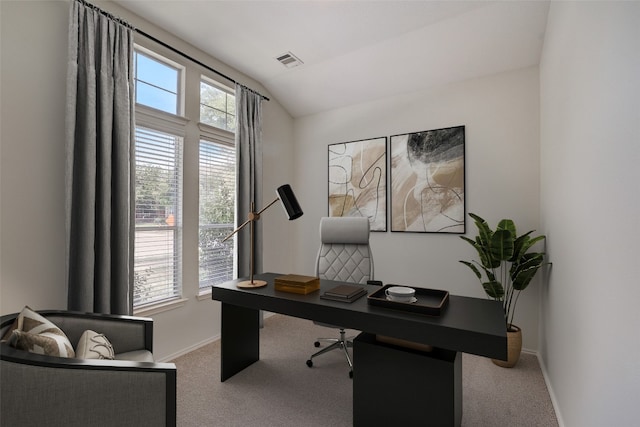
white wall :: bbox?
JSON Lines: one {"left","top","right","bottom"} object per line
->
{"left": 291, "top": 67, "right": 542, "bottom": 351}
{"left": 0, "top": 0, "right": 296, "bottom": 361}
{"left": 1, "top": 1, "right": 69, "bottom": 314}
{"left": 539, "top": 2, "right": 640, "bottom": 426}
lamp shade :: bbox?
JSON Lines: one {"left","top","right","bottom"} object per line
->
{"left": 277, "top": 184, "right": 303, "bottom": 220}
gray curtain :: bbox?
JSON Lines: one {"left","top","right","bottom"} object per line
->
{"left": 65, "top": 0, "right": 134, "bottom": 315}
{"left": 235, "top": 84, "right": 264, "bottom": 279}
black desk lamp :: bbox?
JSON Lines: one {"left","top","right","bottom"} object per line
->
{"left": 223, "top": 184, "right": 303, "bottom": 288}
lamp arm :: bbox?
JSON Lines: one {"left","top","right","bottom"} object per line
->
{"left": 221, "top": 197, "right": 280, "bottom": 243}
{"left": 255, "top": 197, "right": 280, "bottom": 216}
{"left": 221, "top": 217, "right": 252, "bottom": 243}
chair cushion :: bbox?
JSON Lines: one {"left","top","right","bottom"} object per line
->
{"left": 7, "top": 306, "right": 75, "bottom": 358}
{"left": 318, "top": 244, "right": 372, "bottom": 283}
{"left": 320, "top": 217, "right": 370, "bottom": 244}
{"left": 76, "top": 330, "right": 115, "bottom": 360}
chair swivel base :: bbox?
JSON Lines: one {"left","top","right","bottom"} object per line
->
{"left": 306, "top": 329, "right": 354, "bottom": 378}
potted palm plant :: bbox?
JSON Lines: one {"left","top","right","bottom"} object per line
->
{"left": 459, "top": 213, "right": 546, "bottom": 367}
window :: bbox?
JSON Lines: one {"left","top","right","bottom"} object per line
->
{"left": 133, "top": 48, "right": 185, "bottom": 308}
{"left": 132, "top": 45, "right": 237, "bottom": 309}
{"left": 134, "top": 50, "right": 180, "bottom": 115}
{"left": 199, "top": 139, "right": 235, "bottom": 289}
{"left": 198, "top": 78, "right": 236, "bottom": 292}
{"left": 134, "top": 128, "right": 183, "bottom": 306}
{"left": 200, "top": 79, "right": 236, "bottom": 131}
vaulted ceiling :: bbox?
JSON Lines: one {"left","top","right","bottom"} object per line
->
{"left": 114, "top": 1, "right": 550, "bottom": 118}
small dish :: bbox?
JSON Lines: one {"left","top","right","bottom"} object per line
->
{"left": 369, "top": 285, "right": 449, "bottom": 316}
{"left": 386, "top": 296, "right": 417, "bottom": 303}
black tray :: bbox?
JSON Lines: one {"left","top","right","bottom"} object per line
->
{"left": 367, "top": 284, "right": 449, "bottom": 316}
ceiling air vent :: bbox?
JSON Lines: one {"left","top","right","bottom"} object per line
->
{"left": 276, "top": 52, "right": 303, "bottom": 68}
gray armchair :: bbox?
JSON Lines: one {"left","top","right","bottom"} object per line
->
{"left": 1, "top": 310, "right": 176, "bottom": 427}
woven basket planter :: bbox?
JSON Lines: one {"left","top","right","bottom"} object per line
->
{"left": 492, "top": 324, "right": 522, "bottom": 368}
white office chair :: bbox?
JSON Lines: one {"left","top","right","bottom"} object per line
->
{"left": 306, "top": 216, "right": 373, "bottom": 378}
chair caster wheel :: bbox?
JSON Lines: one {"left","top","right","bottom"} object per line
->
{"left": 306, "top": 359, "right": 313, "bottom": 367}
{"left": 349, "top": 370, "right": 353, "bottom": 379}
{"left": 314, "top": 341, "right": 320, "bottom": 347}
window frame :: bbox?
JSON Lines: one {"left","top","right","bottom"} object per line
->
{"left": 200, "top": 76, "right": 236, "bottom": 132}
{"left": 131, "top": 43, "right": 239, "bottom": 312}
{"left": 197, "top": 121, "right": 237, "bottom": 295}
{"left": 133, "top": 109, "right": 188, "bottom": 312}
{"left": 134, "top": 45, "right": 186, "bottom": 117}
{"left": 132, "top": 45, "right": 188, "bottom": 313}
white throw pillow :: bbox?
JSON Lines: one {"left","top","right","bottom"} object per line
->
{"left": 76, "top": 329, "right": 115, "bottom": 360}
{"left": 8, "top": 306, "right": 75, "bottom": 358}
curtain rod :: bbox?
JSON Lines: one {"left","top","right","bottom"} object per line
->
{"left": 76, "top": 0, "right": 269, "bottom": 101}
{"left": 136, "top": 28, "right": 269, "bottom": 101}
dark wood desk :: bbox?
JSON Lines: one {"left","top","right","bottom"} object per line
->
{"left": 211, "top": 273, "right": 506, "bottom": 426}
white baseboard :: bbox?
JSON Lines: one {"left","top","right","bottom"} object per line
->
{"left": 159, "top": 334, "right": 221, "bottom": 362}
{"left": 533, "top": 351, "right": 566, "bottom": 427}
{"left": 157, "top": 312, "right": 277, "bottom": 363}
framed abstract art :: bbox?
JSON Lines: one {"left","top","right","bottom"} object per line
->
{"left": 328, "top": 137, "right": 387, "bottom": 231}
{"left": 390, "top": 126, "right": 465, "bottom": 233}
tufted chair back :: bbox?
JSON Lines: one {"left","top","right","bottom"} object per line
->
{"left": 314, "top": 216, "right": 373, "bottom": 283}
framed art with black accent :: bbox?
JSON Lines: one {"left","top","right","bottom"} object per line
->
{"left": 390, "top": 126, "right": 465, "bottom": 233}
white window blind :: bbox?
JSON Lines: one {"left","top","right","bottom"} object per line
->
{"left": 199, "top": 139, "right": 235, "bottom": 289}
{"left": 134, "top": 126, "right": 183, "bottom": 306}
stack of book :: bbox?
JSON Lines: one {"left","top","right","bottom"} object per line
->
{"left": 320, "top": 284, "right": 367, "bottom": 303}
{"left": 274, "top": 274, "right": 320, "bottom": 294}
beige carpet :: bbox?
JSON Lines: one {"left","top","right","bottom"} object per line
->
{"left": 171, "top": 314, "right": 558, "bottom": 426}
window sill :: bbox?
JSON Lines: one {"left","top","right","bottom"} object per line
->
{"left": 134, "top": 297, "right": 189, "bottom": 317}
{"left": 197, "top": 288, "right": 213, "bottom": 301}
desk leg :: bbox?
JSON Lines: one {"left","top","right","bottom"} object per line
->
{"left": 353, "top": 332, "right": 462, "bottom": 426}
{"left": 220, "top": 303, "right": 260, "bottom": 382}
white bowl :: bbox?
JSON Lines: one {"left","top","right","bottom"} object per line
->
{"left": 385, "top": 286, "right": 415, "bottom": 302}
{"left": 386, "top": 286, "right": 415, "bottom": 297}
